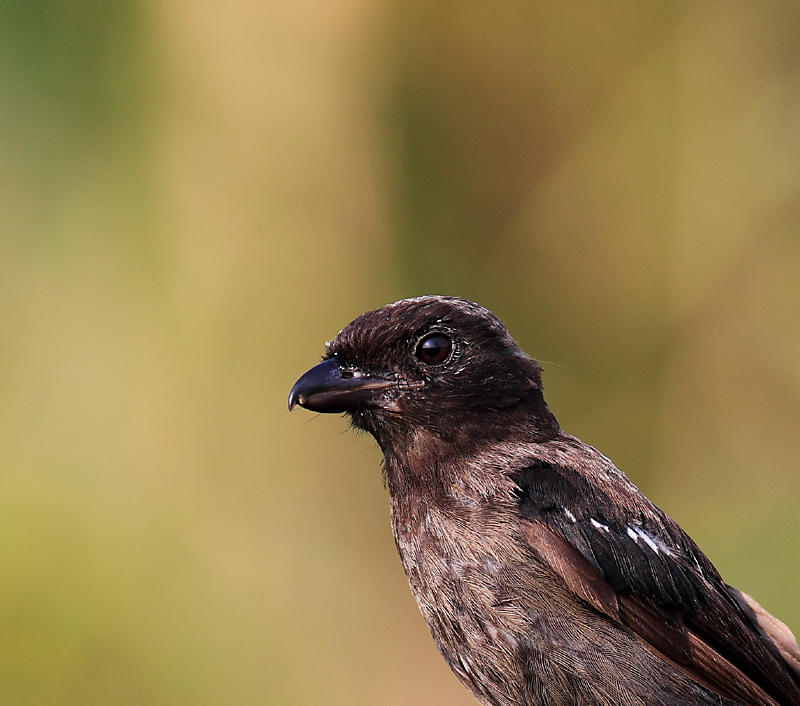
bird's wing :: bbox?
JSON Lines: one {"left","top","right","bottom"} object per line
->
{"left": 513, "top": 459, "right": 800, "bottom": 706}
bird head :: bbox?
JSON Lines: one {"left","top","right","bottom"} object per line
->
{"left": 288, "top": 296, "right": 558, "bottom": 450}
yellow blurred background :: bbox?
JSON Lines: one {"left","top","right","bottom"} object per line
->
{"left": 1, "top": 1, "right": 799, "bottom": 703}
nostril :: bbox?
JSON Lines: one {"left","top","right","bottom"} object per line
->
{"left": 340, "top": 369, "right": 367, "bottom": 380}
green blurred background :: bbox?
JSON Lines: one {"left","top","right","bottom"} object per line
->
{"left": 1, "top": 1, "right": 799, "bottom": 704}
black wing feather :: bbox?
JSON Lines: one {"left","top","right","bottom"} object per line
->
{"left": 513, "top": 460, "right": 711, "bottom": 610}
{"left": 512, "top": 459, "right": 800, "bottom": 706}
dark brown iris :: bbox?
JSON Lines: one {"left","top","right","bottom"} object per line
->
{"left": 416, "top": 333, "right": 452, "bottom": 365}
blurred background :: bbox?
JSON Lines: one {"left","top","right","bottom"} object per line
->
{"left": 1, "top": 1, "right": 799, "bottom": 703}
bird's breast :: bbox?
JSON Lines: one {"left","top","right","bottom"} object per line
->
{"left": 387, "top": 481, "right": 560, "bottom": 702}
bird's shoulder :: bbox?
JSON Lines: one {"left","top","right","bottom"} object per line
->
{"left": 507, "top": 436, "right": 717, "bottom": 611}
{"left": 484, "top": 435, "right": 800, "bottom": 706}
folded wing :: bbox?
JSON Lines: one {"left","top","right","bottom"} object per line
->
{"left": 513, "top": 460, "right": 800, "bottom": 706}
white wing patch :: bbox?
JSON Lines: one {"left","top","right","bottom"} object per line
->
{"left": 626, "top": 525, "right": 673, "bottom": 556}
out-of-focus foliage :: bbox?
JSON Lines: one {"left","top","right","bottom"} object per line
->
{"left": 0, "top": 1, "right": 799, "bottom": 704}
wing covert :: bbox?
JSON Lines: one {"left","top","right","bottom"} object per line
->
{"left": 512, "top": 459, "right": 800, "bottom": 706}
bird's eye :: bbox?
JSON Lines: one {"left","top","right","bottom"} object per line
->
{"left": 416, "top": 333, "right": 452, "bottom": 365}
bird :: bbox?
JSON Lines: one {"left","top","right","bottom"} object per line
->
{"left": 288, "top": 295, "right": 800, "bottom": 706}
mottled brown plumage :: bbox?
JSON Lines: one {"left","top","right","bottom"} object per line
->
{"left": 289, "top": 296, "right": 800, "bottom": 706}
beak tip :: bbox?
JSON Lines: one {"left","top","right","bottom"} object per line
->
{"left": 288, "top": 358, "right": 340, "bottom": 414}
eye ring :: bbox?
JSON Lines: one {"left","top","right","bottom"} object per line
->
{"left": 415, "top": 333, "right": 453, "bottom": 365}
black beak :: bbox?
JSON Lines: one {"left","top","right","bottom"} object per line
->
{"left": 288, "top": 358, "right": 398, "bottom": 413}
